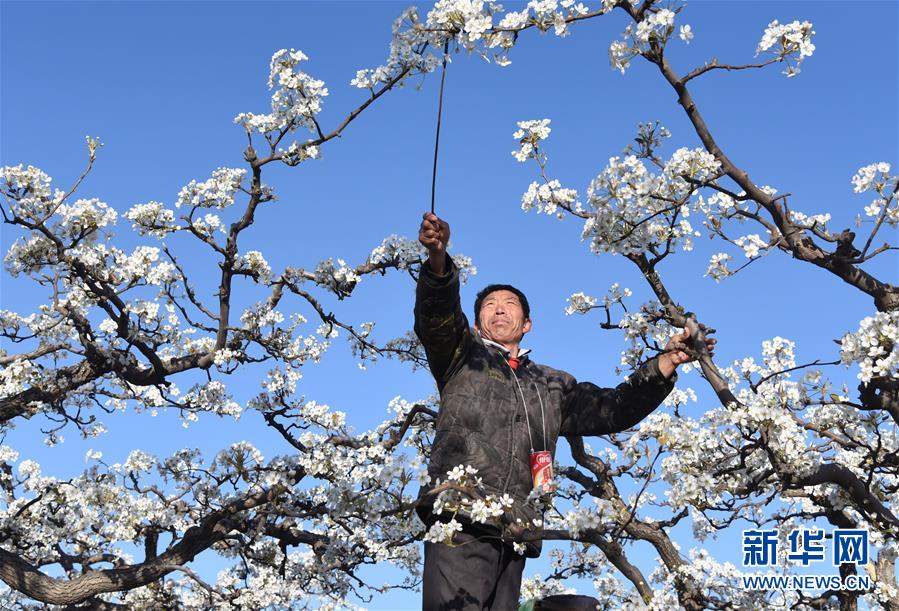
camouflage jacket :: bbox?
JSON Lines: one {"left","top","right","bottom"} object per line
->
{"left": 414, "top": 255, "right": 676, "bottom": 556}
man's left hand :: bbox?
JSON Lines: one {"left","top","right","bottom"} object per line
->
{"left": 658, "top": 326, "right": 717, "bottom": 379}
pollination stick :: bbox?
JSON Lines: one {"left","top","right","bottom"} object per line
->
{"left": 430, "top": 40, "right": 450, "bottom": 215}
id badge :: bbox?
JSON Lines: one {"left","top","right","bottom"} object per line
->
{"left": 529, "top": 450, "right": 554, "bottom": 492}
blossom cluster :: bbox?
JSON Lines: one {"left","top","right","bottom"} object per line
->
{"left": 852, "top": 162, "right": 898, "bottom": 225}
{"left": 663, "top": 147, "right": 721, "bottom": 185}
{"left": 521, "top": 179, "right": 581, "bottom": 218}
{"left": 519, "top": 575, "right": 576, "bottom": 604}
{"left": 313, "top": 258, "right": 362, "bottom": 297}
{"left": 350, "top": 8, "right": 441, "bottom": 90}
{"left": 852, "top": 162, "right": 892, "bottom": 194}
{"left": 565, "top": 283, "right": 633, "bottom": 317}
{"left": 0, "top": 359, "right": 39, "bottom": 401}
{"left": 278, "top": 141, "right": 321, "bottom": 167}
{"left": 234, "top": 49, "right": 328, "bottom": 137}
{"left": 421, "top": 0, "right": 592, "bottom": 65}
{"left": 53, "top": 198, "right": 118, "bottom": 243}
{"left": 609, "top": 8, "right": 690, "bottom": 74}
{"left": 0, "top": 412, "right": 430, "bottom": 608}
{"left": 0, "top": 164, "right": 63, "bottom": 220}
{"left": 512, "top": 118, "right": 552, "bottom": 163}
{"left": 4, "top": 233, "right": 56, "bottom": 277}
{"left": 633, "top": 355, "right": 817, "bottom": 512}
{"left": 428, "top": 465, "right": 515, "bottom": 539}
{"left": 755, "top": 19, "right": 816, "bottom": 77}
{"left": 513, "top": 120, "right": 587, "bottom": 218}
{"left": 840, "top": 310, "right": 899, "bottom": 383}
{"left": 615, "top": 300, "right": 678, "bottom": 372}
{"left": 113, "top": 246, "right": 177, "bottom": 286}
{"left": 787, "top": 209, "right": 831, "bottom": 231}
{"left": 584, "top": 153, "right": 703, "bottom": 256}
{"left": 180, "top": 380, "right": 243, "bottom": 423}
{"left": 565, "top": 291, "right": 597, "bottom": 315}
{"left": 696, "top": 191, "right": 739, "bottom": 220}
{"left": 705, "top": 252, "right": 733, "bottom": 282}
{"left": 559, "top": 497, "right": 611, "bottom": 537}
{"left": 238, "top": 250, "right": 273, "bottom": 282}
{"left": 504, "top": 0, "right": 591, "bottom": 39}
{"left": 123, "top": 201, "right": 178, "bottom": 237}
{"left": 601, "top": 283, "right": 632, "bottom": 307}
{"left": 426, "top": 0, "right": 501, "bottom": 46}
{"left": 352, "top": 0, "right": 597, "bottom": 81}
{"left": 175, "top": 167, "right": 246, "bottom": 210}
{"left": 733, "top": 233, "right": 769, "bottom": 259}
{"left": 515, "top": 123, "right": 724, "bottom": 258}
{"left": 366, "top": 235, "right": 426, "bottom": 271}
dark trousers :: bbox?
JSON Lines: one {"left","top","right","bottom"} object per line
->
{"left": 422, "top": 529, "right": 526, "bottom": 610}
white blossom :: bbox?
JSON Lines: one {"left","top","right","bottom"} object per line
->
{"left": 240, "top": 250, "right": 273, "bottom": 282}
{"left": 733, "top": 233, "right": 768, "bottom": 258}
{"left": 54, "top": 198, "right": 118, "bottom": 241}
{"left": 787, "top": 210, "right": 831, "bottom": 230}
{"left": 852, "top": 162, "right": 892, "bottom": 193}
{"left": 756, "top": 19, "right": 815, "bottom": 77}
{"left": 0, "top": 164, "right": 63, "bottom": 220}
{"left": 423, "top": 518, "right": 462, "bottom": 544}
{"left": 609, "top": 8, "right": 677, "bottom": 74}
{"left": 704, "top": 252, "right": 731, "bottom": 283}
{"left": 521, "top": 179, "right": 580, "bottom": 217}
{"left": 565, "top": 292, "right": 596, "bottom": 315}
{"left": 314, "top": 258, "right": 361, "bottom": 296}
{"left": 520, "top": 575, "right": 576, "bottom": 602}
{"left": 427, "top": 0, "right": 498, "bottom": 46}
{"left": 367, "top": 235, "right": 425, "bottom": 270}
{"left": 0, "top": 446, "right": 20, "bottom": 463}
{"left": 840, "top": 311, "right": 899, "bottom": 383}
{"left": 176, "top": 167, "right": 246, "bottom": 209}
{"left": 512, "top": 118, "right": 552, "bottom": 162}
{"left": 235, "top": 49, "right": 329, "bottom": 137}
{"left": 581, "top": 148, "right": 705, "bottom": 256}
{"left": 122, "top": 449, "right": 156, "bottom": 473}
{"left": 182, "top": 380, "right": 242, "bottom": 420}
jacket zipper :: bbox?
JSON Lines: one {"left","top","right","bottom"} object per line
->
{"left": 502, "top": 358, "right": 536, "bottom": 495}
{"left": 501, "top": 358, "right": 517, "bottom": 495}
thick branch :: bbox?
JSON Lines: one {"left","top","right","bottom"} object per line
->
{"left": 787, "top": 463, "right": 899, "bottom": 534}
{"left": 0, "top": 468, "right": 305, "bottom": 605}
{"left": 565, "top": 436, "right": 711, "bottom": 610}
{"left": 627, "top": 252, "right": 738, "bottom": 407}
{"left": 650, "top": 52, "right": 898, "bottom": 312}
{"left": 0, "top": 343, "right": 69, "bottom": 366}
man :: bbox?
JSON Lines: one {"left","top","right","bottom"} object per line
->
{"left": 414, "top": 212, "right": 715, "bottom": 610}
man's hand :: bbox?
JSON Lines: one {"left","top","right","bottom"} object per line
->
{"left": 419, "top": 212, "right": 451, "bottom": 275}
{"left": 658, "top": 325, "right": 717, "bottom": 379}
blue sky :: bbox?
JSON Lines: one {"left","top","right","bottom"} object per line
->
{"left": 1, "top": 1, "right": 897, "bottom": 608}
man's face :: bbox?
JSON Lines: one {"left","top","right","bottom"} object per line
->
{"left": 475, "top": 289, "right": 532, "bottom": 347}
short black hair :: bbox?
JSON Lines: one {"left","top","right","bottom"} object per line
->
{"left": 474, "top": 284, "right": 530, "bottom": 325}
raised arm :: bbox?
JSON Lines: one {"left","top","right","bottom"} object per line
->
{"left": 414, "top": 213, "right": 472, "bottom": 387}
{"left": 559, "top": 357, "right": 676, "bottom": 436}
{"left": 560, "top": 327, "right": 716, "bottom": 435}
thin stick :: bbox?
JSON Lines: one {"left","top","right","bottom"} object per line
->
{"left": 431, "top": 41, "right": 450, "bottom": 215}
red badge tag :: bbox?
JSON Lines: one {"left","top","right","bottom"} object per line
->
{"left": 529, "top": 450, "right": 554, "bottom": 492}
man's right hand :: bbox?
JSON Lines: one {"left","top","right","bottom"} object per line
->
{"left": 419, "top": 212, "right": 451, "bottom": 275}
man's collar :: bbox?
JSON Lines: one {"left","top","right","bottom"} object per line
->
{"left": 479, "top": 335, "right": 532, "bottom": 360}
